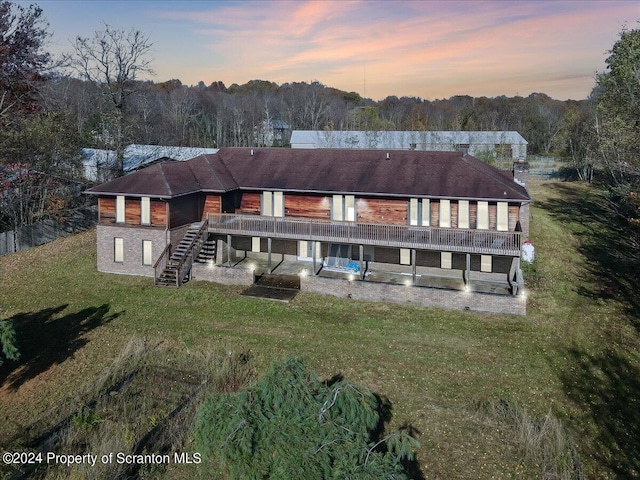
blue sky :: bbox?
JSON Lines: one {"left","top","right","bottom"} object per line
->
{"left": 29, "top": 0, "right": 640, "bottom": 100}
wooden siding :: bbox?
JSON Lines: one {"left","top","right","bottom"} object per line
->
{"left": 98, "top": 190, "right": 523, "bottom": 234}
{"left": 150, "top": 200, "right": 166, "bottom": 227}
{"left": 470, "top": 203, "right": 478, "bottom": 229}
{"left": 285, "top": 194, "right": 331, "bottom": 219}
{"left": 357, "top": 198, "right": 406, "bottom": 225}
{"left": 202, "top": 195, "right": 222, "bottom": 220}
{"left": 451, "top": 202, "right": 459, "bottom": 229}
{"left": 237, "top": 192, "right": 261, "bottom": 215}
{"left": 509, "top": 205, "right": 519, "bottom": 231}
{"left": 99, "top": 197, "right": 116, "bottom": 224}
{"left": 98, "top": 196, "right": 165, "bottom": 227}
{"left": 431, "top": 200, "right": 440, "bottom": 227}
{"left": 489, "top": 204, "right": 497, "bottom": 230}
{"left": 125, "top": 198, "right": 141, "bottom": 225}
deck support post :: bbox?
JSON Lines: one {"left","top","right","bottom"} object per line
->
{"left": 267, "top": 237, "right": 272, "bottom": 274}
{"left": 412, "top": 249, "right": 417, "bottom": 285}
{"left": 465, "top": 253, "right": 471, "bottom": 290}
{"left": 312, "top": 241, "right": 318, "bottom": 275}
{"left": 514, "top": 257, "right": 523, "bottom": 296}
{"left": 359, "top": 245, "right": 364, "bottom": 280}
{"left": 227, "top": 234, "right": 232, "bottom": 266}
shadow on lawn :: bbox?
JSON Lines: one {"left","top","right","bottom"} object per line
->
{"left": 0, "top": 304, "right": 121, "bottom": 391}
{"left": 539, "top": 182, "right": 640, "bottom": 477}
{"left": 323, "top": 374, "right": 425, "bottom": 479}
{"left": 559, "top": 348, "right": 640, "bottom": 478}
{"left": 536, "top": 182, "right": 640, "bottom": 325}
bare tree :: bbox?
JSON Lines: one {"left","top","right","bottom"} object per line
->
{"left": 65, "top": 24, "right": 154, "bottom": 175}
{"left": 0, "top": 1, "right": 51, "bottom": 128}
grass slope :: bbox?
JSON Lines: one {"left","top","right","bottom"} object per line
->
{"left": 1, "top": 180, "right": 638, "bottom": 479}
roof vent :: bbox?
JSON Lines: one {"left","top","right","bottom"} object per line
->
{"left": 250, "top": 149, "right": 254, "bottom": 156}
{"left": 386, "top": 152, "right": 390, "bottom": 160}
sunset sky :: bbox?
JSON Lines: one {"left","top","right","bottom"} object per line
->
{"left": 31, "top": 0, "right": 639, "bottom": 101}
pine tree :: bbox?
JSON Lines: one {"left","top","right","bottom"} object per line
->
{"left": 0, "top": 319, "right": 19, "bottom": 365}
{"left": 195, "top": 357, "right": 419, "bottom": 479}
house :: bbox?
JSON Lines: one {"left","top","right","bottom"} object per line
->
{"left": 290, "top": 130, "right": 528, "bottom": 160}
{"left": 81, "top": 145, "right": 219, "bottom": 181}
{"left": 82, "top": 148, "right": 117, "bottom": 182}
{"left": 85, "top": 148, "right": 530, "bottom": 315}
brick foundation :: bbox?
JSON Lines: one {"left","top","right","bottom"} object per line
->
{"left": 300, "top": 275, "right": 526, "bottom": 315}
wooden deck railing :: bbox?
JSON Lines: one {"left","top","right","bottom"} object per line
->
{"left": 206, "top": 214, "right": 521, "bottom": 256}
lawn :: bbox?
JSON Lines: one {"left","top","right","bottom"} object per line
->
{"left": 1, "top": 180, "right": 638, "bottom": 479}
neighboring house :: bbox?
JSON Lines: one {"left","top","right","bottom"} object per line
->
{"left": 82, "top": 148, "right": 117, "bottom": 182}
{"left": 81, "top": 145, "right": 219, "bottom": 181}
{"left": 290, "top": 130, "right": 528, "bottom": 160}
{"left": 85, "top": 148, "right": 530, "bottom": 314}
{"left": 123, "top": 144, "right": 219, "bottom": 172}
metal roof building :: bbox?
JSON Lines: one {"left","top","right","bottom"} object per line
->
{"left": 290, "top": 130, "right": 527, "bottom": 160}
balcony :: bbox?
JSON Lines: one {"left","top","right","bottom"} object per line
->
{"left": 206, "top": 213, "right": 521, "bottom": 256}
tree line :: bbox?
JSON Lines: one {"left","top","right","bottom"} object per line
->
{"left": 0, "top": 0, "right": 638, "bottom": 234}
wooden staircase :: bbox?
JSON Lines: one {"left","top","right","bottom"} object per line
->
{"left": 154, "top": 220, "right": 214, "bottom": 287}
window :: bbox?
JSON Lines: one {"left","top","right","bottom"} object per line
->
{"left": 142, "top": 240, "right": 152, "bottom": 265}
{"left": 400, "top": 248, "right": 411, "bottom": 265}
{"left": 273, "top": 192, "right": 284, "bottom": 217}
{"left": 497, "top": 202, "right": 509, "bottom": 231}
{"left": 441, "top": 251, "right": 452, "bottom": 269}
{"left": 331, "top": 195, "right": 355, "bottom": 221}
{"left": 116, "top": 196, "right": 125, "bottom": 223}
{"left": 262, "top": 191, "right": 284, "bottom": 217}
{"left": 439, "top": 200, "right": 451, "bottom": 228}
{"left": 458, "top": 200, "right": 469, "bottom": 229}
{"left": 262, "top": 191, "right": 272, "bottom": 216}
{"left": 141, "top": 197, "right": 150, "bottom": 225}
{"left": 408, "top": 199, "right": 430, "bottom": 226}
{"left": 114, "top": 237, "right": 124, "bottom": 263}
{"left": 481, "top": 255, "right": 492, "bottom": 272}
{"left": 477, "top": 201, "right": 489, "bottom": 230}
{"left": 251, "top": 237, "right": 261, "bottom": 252}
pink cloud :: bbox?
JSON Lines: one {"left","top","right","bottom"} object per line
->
{"left": 151, "top": 0, "right": 638, "bottom": 100}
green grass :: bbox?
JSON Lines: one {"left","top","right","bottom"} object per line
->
{"left": 1, "top": 180, "right": 639, "bottom": 479}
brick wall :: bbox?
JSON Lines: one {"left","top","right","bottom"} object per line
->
{"left": 300, "top": 275, "right": 526, "bottom": 316}
{"left": 96, "top": 225, "right": 167, "bottom": 277}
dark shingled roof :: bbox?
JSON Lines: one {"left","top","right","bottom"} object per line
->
{"left": 85, "top": 154, "right": 236, "bottom": 198}
{"left": 86, "top": 147, "right": 529, "bottom": 202}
